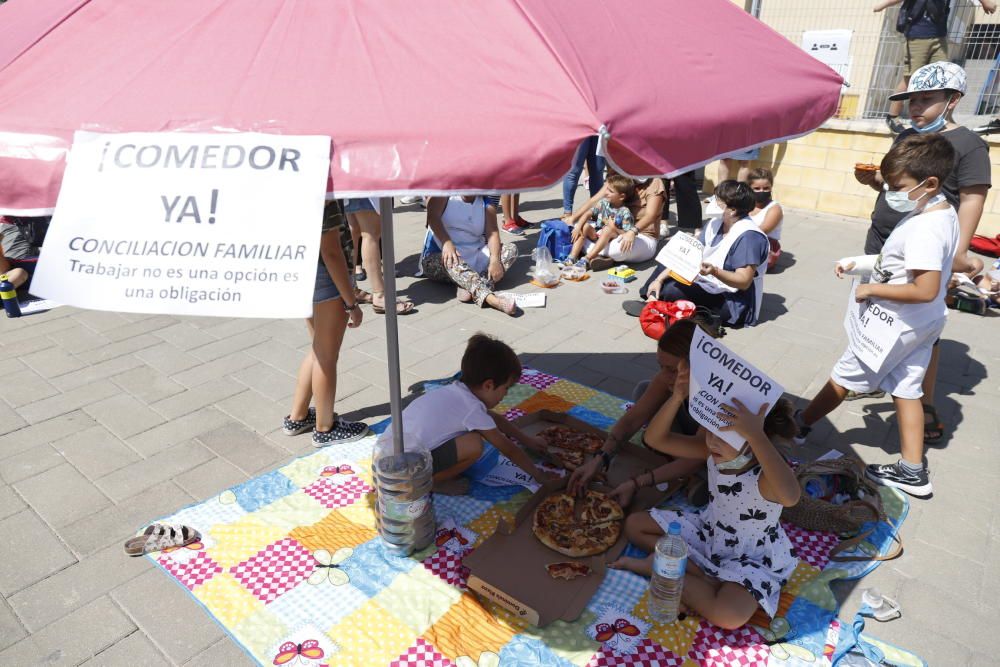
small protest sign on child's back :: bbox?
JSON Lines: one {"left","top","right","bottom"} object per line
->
{"left": 688, "top": 328, "right": 784, "bottom": 447}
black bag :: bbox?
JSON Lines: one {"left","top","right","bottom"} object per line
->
{"left": 896, "top": 0, "right": 949, "bottom": 35}
{"left": 4, "top": 215, "right": 50, "bottom": 249}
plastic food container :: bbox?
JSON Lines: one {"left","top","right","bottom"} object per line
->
{"left": 561, "top": 265, "right": 585, "bottom": 280}
{"left": 601, "top": 280, "right": 627, "bottom": 294}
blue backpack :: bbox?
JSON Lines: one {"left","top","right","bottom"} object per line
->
{"left": 536, "top": 218, "right": 573, "bottom": 261}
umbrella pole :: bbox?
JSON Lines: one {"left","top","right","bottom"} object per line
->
{"left": 378, "top": 197, "right": 405, "bottom": 457}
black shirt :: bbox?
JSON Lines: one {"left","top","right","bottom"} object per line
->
{"left": 864, "top": 126, "right": 991, "bottom": 254}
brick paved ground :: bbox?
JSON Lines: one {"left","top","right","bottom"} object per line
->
{"left": 0, "top": 185, "right": 996, "bottom": 665}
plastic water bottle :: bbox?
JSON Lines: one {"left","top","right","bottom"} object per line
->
{"left": 0, "top": 274, "right": 21, "bottom": 318}
{"left": 649, "top": 521, "right": 687, "bottom": 623}
{"left": 372, "top": 438, "right": 434, "bottom": 556}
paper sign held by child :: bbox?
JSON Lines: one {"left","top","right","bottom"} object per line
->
{"left": 654, "top": 231, "right": 703, "bottom": 285}
{"left": 844, "top": 279, "right": 904, "bottom": 373}
{"left": 688, "top": 328, "right": 784, "bottom": 448}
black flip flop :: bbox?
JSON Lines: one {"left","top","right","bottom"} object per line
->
{"left": 622, "top": 300, "right": 646, "bottom": 317}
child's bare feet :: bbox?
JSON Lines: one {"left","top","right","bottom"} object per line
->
{"left": 608, "top": 554, "right": 653, "bottom": 577}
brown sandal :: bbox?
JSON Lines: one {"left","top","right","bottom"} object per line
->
{"left": 373, "top": 299, "right": 415, "bottom": 315}
{"left": 354, "top": 288, "right": 373, "bottom": 304}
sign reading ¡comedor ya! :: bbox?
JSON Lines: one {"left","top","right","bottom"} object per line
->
{"left": 32, "top": 131, "right": 332, "bottom": 318}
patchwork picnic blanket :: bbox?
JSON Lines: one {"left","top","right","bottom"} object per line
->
{"left": 148, "top": 368, "right": 923, "bottom": 666}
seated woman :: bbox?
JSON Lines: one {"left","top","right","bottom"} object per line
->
{"left": 422, "top": 196, "right": 518, "bottom": 316}
{"left": 566, "top": 173, "right": 664, "bottom": 270}
{"left": 641, "top": 180, "right": 769, "bottom": 328}
{"left": 568, "top": 318, "right": 718, "bottom": 500}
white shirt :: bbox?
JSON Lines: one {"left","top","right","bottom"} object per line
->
{"left": 376, "top": 381, "right": 496, "bottom": 453}
{"left": 435, "top": 196, "right": 490, "bottom": 273}
{"left": 750, "top": 201, "right": 782, "bottom": 240}
{"left": 869, "top": 203, "right": 958, "bottom": 330}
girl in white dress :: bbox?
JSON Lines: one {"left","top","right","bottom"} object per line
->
{"left": 611, "top": 362, "right": 801, "bottom": 629}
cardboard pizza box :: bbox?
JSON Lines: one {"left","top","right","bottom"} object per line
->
{"left": 464, "top": 411, "right": 676, "bottom": 627}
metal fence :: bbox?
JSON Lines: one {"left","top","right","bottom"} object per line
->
{"left": 748, "top": 0, "right": 1000, "bottom": 122}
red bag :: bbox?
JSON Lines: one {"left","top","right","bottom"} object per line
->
{"left": 639, "top": 300, "right": 696, "bottom": 340}
{"left": 970, "top": 234, "right": 1000, "bottom": 258}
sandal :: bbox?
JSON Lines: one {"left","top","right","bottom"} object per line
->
{"left": 124, "top": 523, "right": 201, "bottom": 557}
{"left": 373, "top": 299, "right": 416, "bottom": 315}
{"left": 923, "top": 403, "right": 945, "bottom": 443}
{"left": 354, "top": 288, "right": 373, "bottom": 304}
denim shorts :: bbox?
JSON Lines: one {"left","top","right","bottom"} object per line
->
{"left": 342, "top": 198, "right": 376, "bottom": 214}
{"left": 314, "top": 261, "right": 352, "bottom": 304}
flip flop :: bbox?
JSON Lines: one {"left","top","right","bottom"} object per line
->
{"left": 124, "top": 523, "right": 201, "bottom": 557}
{"left": 622, "top": 300, "right": 646, "bottom": 317}
{"left": 354, "top": 288, "right": 374, "bottom": 304}
{"left": 373, "top": 299, "right": 416, "bottom": 315}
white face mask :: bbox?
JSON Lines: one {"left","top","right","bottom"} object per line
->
{"left": 883, "top": 180, "right": 928, "bottom": 213}
{"left": 715, "top": 444, "right": 755, "bottom": 471}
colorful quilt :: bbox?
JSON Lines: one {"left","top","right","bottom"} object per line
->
{"left": 148, "top": 368, "right": 924, "bottom": 666}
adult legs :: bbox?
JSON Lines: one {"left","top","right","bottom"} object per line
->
{"left": 289, "top": 320, "right": 317, "bottom": 422}
{"left": 563, "top": 139, "right": 592, "bottom": 214}
{"left": 310, "top": 298, "right": 350, "bottom": 433}
{"left": 584, "top": 140, "right": 606, "bottom": 198}
{"left": 672, "top": 171, "right": 702, "bottom": 230}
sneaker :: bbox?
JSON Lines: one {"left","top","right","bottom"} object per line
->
{"left": 792, "top": 409, "right": 811, "bottom": 445}
{"left": 589, "top": 256, "right": 615, "bottom": 271}
{"left": 501, "top": 219, "right": 525, "bottom": 236}
{"left": 515, "top": 215, "right": 534, "bottom": 227}
{"left": 865, "top": 462, "right": 932, "bottom": 497}
{"left": 282, "top": 408, "right": 316, "bottom": 436}
{"left": 972, "top": 118, "right": 1000, "bottom": 135}
{"left": 312, "top": 418, "right": 371, "bottom": 447}
{"left": 843, "top": 389, "right": 886, "bottom": 402}
{"left": 399, "top": 195, "right": 422, "bottom": 205}
{"left": 885, "top": 115, "right": 906, "bottom": 134}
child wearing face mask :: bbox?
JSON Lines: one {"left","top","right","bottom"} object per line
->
{"left": 797, "top": 133, "right": 957, "bottom": 498}
{"left": 748, "top": 168, "right": 784, "bottom": 273}
{"left": 609, "top": 362, "right": 800, "bottom": 630}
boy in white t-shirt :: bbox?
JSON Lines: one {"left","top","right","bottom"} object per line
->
{"left": 376, "top": 333, "right": 549, "bottom": 490}
{"left": 795, "top": 134, "right": 958, "bottom": 498}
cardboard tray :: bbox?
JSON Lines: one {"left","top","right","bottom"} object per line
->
{"left": 463, "top": 410, "right": 675, "bottom": 627}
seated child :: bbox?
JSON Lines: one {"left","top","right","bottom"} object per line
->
{"left": 0, "top": 218, "right": 42, "bottom": 294}
{"left": 375, "top": 333, "right": 550, "bottom": 490}
{"left": 611, "top": 366, "right": 801, "bottom": 630}
{"left": 563, "top": 174, "right": 636, "bottom": 270}
{"left": 641, "top": 180, "right": 769, "bottom": 328}
{"left": 747, "top": 168, "right": 784, "bottom": 272}
{"left": 795, "top": 134, "right": 959, "bottom": 498}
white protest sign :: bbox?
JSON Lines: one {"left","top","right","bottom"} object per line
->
{"left": 654, "top": 231, "right": 703, "bottom": 285}
{"left": 33, "top": 131, "right": 331, "bottom": 318}
{"left": 688, "top": 328, "right": 785, "bottom": 448}
{"left": 843, "top": 279, "right": 904, "bottom": 372}
{"left": 478, "top": 455, "right": 564, "bottom": 492}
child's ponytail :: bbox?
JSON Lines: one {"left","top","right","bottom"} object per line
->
{"left": 762, "top": 398, "right": 797, "bottom": 440}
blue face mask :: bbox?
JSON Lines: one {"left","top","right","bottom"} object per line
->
{"left": 914, "top": 112, "right": 946, "bottom": 134}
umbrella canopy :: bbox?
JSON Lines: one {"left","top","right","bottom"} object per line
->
{"left": 0, "top": 0, "right": 842, "bottom": 213}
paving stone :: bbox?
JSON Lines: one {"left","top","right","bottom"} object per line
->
{"left": 19, "top": 347, "right": 87, "bottom": 379}
{"left": 128, "top": 407, "right": 233, "bottom": 457}
{"left": 80, "top": 631, "right": 170, "bottom": 667}
{"left": 112, "top": 569, "right": 223, "bottom": 664}
{"left": 0, "top": 443, "right": 64, "bottom": 484}
{"left": 152, "top": 321, "right": 218, "bottom": 349}
{"left": 149, "top": 377, "right": 247, "bottom": 420}
{"left": 48, "top": 354, "right": 146, "bottom": 392}
{"left": 69, "top": 309, "right": 131, "bottom": 334}
{"left": 184, "top": 638, "right": 255, "bottom": 667}
{"left": 46, "top": 325, "right": 112, "bottom": 355}
{"left": 173, "top": 456, "right": 248, "bottom": 500}
{"left": 200, "top": 316, "right": 269, "bottom": 339}
{"left": 0, "top": 410, "right": 97, "bottom": 460}
{"left": 0, "top": 485, "right": 25, "bottom": 520}
{"left": 244, "top": 338, "right": 309, "bottom": 374}
{"left": 16, "top": 379, "right": 120, "bottom": 425}
{"left": 50, "top": 425, "right": 141, "bottom": 481}
{"left": 0, "top": 334, "right": 58, "bottom": 359}
{"left": 59, "top": 480, "right": 193, "bottom": 556}
{"left": 216, "top": 387, "right": 285, "bottom": 435}
{"left": 0, "top": 357, "right": 26, "bottom": 377}
{"left": 0, "top": 598, "right": 26, "bottom": 651}
{"left": 135, "top": 341, "right": 203, "bottom": 375}
{"left": 103, "top": 314, "right": 178, "bottom": 343}
{"left": 897, "top": 578, "right": 993, "bottom": 655}
{"left": 169, "top": 351, "right": 257, "bottom": 388}
{"left": 110, "top": 364, "right": 185, "bottom": 404}
{"left": 0, "top": 510, "right": 76, "bottom": 595}
{"left": 195, "top": 422, "right": 288, "bottom": 475}
{"left": 83, "top": 393, "right": 166, "bottom": 439}
{"left": 0, "top": 402, "right": 27, "bottom": 437}
{"left": 230, "top": 361, "right": 296, "bottom": 401}
{"left": 0, "top": 596, "right": 135, "bottom": 666}
{"left": 9, "top": 541, "right": 151, "bottom": 632}
{"left": 85, "top": 333, "right": 163, "bottom": 364}
{"left": 95, "top": 439, "right": 215, "bottom": 503}
{"left": 14, "top": 463, "right": 111, "bottom": 528}
{"left": 188, "top": 328, "right": 271, "bottom": 362}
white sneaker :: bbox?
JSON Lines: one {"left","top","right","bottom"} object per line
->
{"left": 400, "top": 195, "right": 422, "bottom": 205}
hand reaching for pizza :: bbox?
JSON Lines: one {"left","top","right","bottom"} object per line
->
{"left": 567, "top": 456, "right": 601, "bottom": 496}
{"left": 608, "top": 479, "right": 637, "bottom": 508}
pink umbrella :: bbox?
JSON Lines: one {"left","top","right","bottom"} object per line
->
{"left": 0, "top": 0, "right": 841, "bottom": 457}
{"left": 0, "top": 0, "right": 841, "bottom": 212}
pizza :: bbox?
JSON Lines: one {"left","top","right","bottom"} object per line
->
{"left": 540, "top": 425, "right": 604, "bottom": 454}
{"left": 546, "top": 561, "right": 592, "bottom": 580}
{"left": 532, "top": 490, "right": 624, "bottom": 557}
{"left": 548, "top": 448, "right": 585, "bottom": 471}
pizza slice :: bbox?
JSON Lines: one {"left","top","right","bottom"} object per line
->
{"left": 547, "top": 447, "right": 585, "bottom": 471}
{"left": 546, "top": 561, "right": 592, "bottom": 580}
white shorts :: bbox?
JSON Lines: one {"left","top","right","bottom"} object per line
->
{"left": 831, "top": 318, "right": 945, "bottom": 399}
{"left": 584, "top": 232, "right": 658, "bottom": 263}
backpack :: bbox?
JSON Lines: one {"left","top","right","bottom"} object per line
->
{"left": 970, "top": 233, "right": 1000, "bottom": 257}
{"left": 535, "top": 218, "right": 573, "bottom": 261}
{"left": 896, "top": 0, "right": 949, "bottom": 35}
